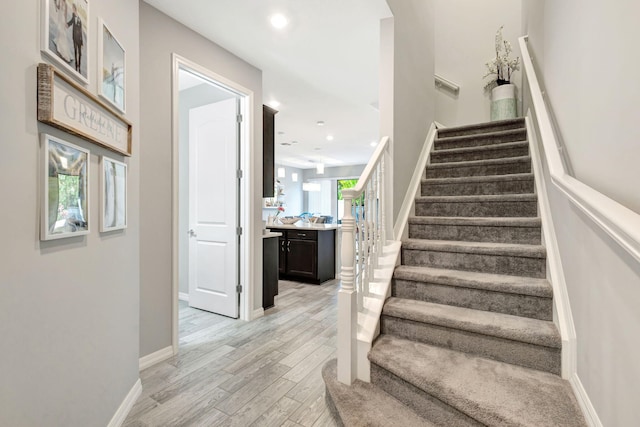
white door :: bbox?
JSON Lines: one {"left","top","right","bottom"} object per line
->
{"left": 188, "top": 97, "right": 239, "bottom": 318}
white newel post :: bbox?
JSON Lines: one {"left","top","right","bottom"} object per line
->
{"left": 337, "top": 194, "right": 357, "bottom": 384}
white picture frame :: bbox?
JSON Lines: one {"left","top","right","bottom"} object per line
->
{"left": 100, "top": 156, "right": 127, "bottom": 232}
{"left": 41, "top": 0, "right": 90, "bottom": 85}
{"left": 41, "top": 133, "right": 90, "bottom": 240}
{"left": 97, "top": 18, "right": 125, "bottom": 113}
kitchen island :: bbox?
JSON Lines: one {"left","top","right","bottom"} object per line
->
{"left": 267, "top": 223, "right": 340, "bottom": 284}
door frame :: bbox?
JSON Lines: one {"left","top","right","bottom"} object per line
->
{"left": 171, "top": 54, "right": 255, "bottom": 353}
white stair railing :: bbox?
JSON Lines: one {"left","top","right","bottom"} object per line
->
{"left": 337, "top": 136, "right": 391, "bottom": 385}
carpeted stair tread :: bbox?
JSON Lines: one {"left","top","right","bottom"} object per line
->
{"left": 422, "top": 172, "right": 534, "bottom": 185}
{"left": 369, "top": 335, "right": 587, "bottom": 427}
{"left": 430, "top": 140, "right": 529, "bottom": 163}
{"left": 437, "top": 118, "right": 525, "bottom": 138}
{"left": 434, "top": 128, "right": 528, "bottom": 151}
{"left": 415, "top": 193, "right": 536, "bottom": 204}
{"left": 427, "top": 155, "right": 531, "bottom": 170}
{"left": 408, "top": 216, "right": 541, "bottom": 228}
{"left": 322, "top": 359, "right": 433, "bottom": 427}
{"left": 382, "top": 297, "right": 560, "bottom": 348}
{"left": 402, "top": 239, "right": 546, "bottom": 259}
{"left": 393, "top": 265, "right": 552, "bottom": 298}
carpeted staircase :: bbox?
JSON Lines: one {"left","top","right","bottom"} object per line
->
{"left": 323, "top": 118, "right": 587, "bottom": 426}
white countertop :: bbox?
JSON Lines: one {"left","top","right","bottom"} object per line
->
{"left": 262, "top": 231, "right": 283, "bottom": 239}
{"left": 267, "top": 223, "right": 340, "bottom": 230}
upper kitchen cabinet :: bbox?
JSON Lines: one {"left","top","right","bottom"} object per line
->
{"left": 263, "top": 105, "right": 278, "bottom": 197}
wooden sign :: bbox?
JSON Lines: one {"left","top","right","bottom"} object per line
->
{"left": 37, "top": 63, "right": 132, "bottom": 156}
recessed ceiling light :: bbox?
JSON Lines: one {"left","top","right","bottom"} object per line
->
{"left": 270, "top": 14, "right": 288, "bottom": 29}
{"left": 314, "top": 147, "right": 322, "bottom": 151}
{"left": 280, "top": 142, "right": 291, "bottom": 146}
{"left": 326, "top": 135, "right": 334, "bottom": 141}
{"left": 316, "top": 121, "right": 325, "bottom": 126}
{"left": 268, "top": 100, "right": 280, "bottom": 108}
{"left": 291, "top": 140, "right": 299, "bottom": 144}
{"left": 278, "top": 131, "right": 285, "bottom": 135}
{"left": 370, "top": 141, "right": 378, "bottom": 147}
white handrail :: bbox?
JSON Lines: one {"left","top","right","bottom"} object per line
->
{"left": 337, "top": 135, "right": 391, "bottom": 385}
{"left": 435, "top": 74, "right": 460, "bottom": 94}
{"left": 519, "top": 36, "right": 640, "bottom": 264}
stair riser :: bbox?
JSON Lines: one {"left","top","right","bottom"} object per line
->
{"left": 392, "top": 279, "right": 553, "bottom": 321}
{"left": 402, "top": 248, "right": 546, "bottom": 278}
{"left": 435, "top": 130, "right": 527, "bottom": 150}
{"left": 422, "top": 178, "right": 534, "bottom": 196}
{"left": 415, "top": 200, "right": 538, "bottom": 217}
{"left": 431, "top": 145, "right": 529, "bottom": 164}
{"left": 426, "top": 161, "right": 531, "bottom": 178}
{"left": 370, "top": 364, "right": 483, "bottom": 426}
{"left": 438, "top": 122, "right": 524, "bottom": 138}
{"left": 381, "top": 317, "right": 561, "bottom": 375}
{"left": 408, "top": 223, "right": 541, "bottom": 244}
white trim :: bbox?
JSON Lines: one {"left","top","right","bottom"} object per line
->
{"left": 252, "top": 307, "right": 265, "bottom": 320}
{"left": 171, "top": 54, "right": 255, "bottom": 354}
{"left": 178, "top": 292, "right": 189, "bottom": 302}
{"left": 393, "top": 123, "right": 437, "bottom": 241}
{"left": 434, "top": 121, "right": 447, "bottom": 129}
{"left": 526, "top": 115, "right": 576, "bottom": 379}
{"left": 570, "top": 374, "right": 604, "bottom": 427}
{"left": 355, "top": 240, "right": 402, "bottom": 382}
{"left": 139, "top": 345, "right": 174, "bottom": 371}
{"left": 106, "top": 378, "right": 141, "bottom": 427}
{"left": 519, "top": 36, "right": 640, "bottom": 265}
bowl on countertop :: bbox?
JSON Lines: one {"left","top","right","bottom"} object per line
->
{"left": 278, "top": 216, "right": 301, "bottom": 225}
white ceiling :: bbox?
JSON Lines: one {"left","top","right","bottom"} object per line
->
{"left": 144, "top": 0, "right": 392, "bottom": 169}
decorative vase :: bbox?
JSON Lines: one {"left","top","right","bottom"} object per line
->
{"left": 490, "top": 83, "right": 517, "bottom": 121}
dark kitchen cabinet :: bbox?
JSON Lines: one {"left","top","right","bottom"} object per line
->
{"left": 263, "top": 236, "right": 279, "bottom": 310}
{"left": 263, "top": 105, "right": 278, "bottom": 197}
{"left": 269, "top": 228, "right": 336, "bottom": 284}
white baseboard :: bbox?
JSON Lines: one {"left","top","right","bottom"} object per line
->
{"left": 107, "top": 378, "right": 141, "bottom": 427}
{"left": 178, "top": 292, "right": 189, "bottom": 302}
{"left": 139, "top": 345, "right": 174, "bottom": 371}
{"left": 570, "top": 374, "right": 603, "bottom": 427}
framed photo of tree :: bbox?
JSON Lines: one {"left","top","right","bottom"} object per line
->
{"left": 97, "top": 18, "right": 125, "bottom": 113}
{"left": 41, "top": 0, "right": 90, "bottom": 85}
{"left": 41, "top": 133, "right": 90, "bottom": 240}
{"left": 100, "top": 156, "right": 127, "bottom": 232}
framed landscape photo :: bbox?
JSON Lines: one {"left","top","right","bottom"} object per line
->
{"left": 41, "top": 133, "right": 90, "bottom": 240}
{"left": 100, "top": 156, "right": 127, "bottom": 232}
{"left": 41, "top": 0, "right": 90, "bottom": 85}
{"left": 97, "top": 18, "right": 125, "bottom": 113}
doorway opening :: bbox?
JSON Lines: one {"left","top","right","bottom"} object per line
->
{"left": 171, "top": 54, "right": 253, "bottom": 352}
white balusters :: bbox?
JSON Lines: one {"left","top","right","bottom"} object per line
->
{"left": 338, "top": 137, "right": 391, "bottom": 385}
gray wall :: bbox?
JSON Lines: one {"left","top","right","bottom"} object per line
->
{"left": 139, "top": 2, "right": 263, "bottom": 357}
{"left": 523, "top": 1, "right": 640, "bottom": 424}
{"left": 523, "top": 0, "right": 640, "bottom": 214}
{"left": 386, "top": 0, "right": 436, "bottom": 221}
{"left": 434, "top": 0, "right": 522, "bottom": 126}
{"left": 0, "top": 0, "right": 140, "bottom": 425}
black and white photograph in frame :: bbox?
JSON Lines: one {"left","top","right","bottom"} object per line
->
{"left": 41, "top": 0, "right": 89, "bottom": 85}
{"left": 97, "top": 18, "right": 125, "bottom": 113}
{"left": 41, "top": 133, "right": 90, "bottom": 241}
{"left": 100, "top": 156, "right": 127, "bottom": 232}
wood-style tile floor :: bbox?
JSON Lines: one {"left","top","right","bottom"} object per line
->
{"left": 124, "top": 280, "right": 339, "bottom": 427}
